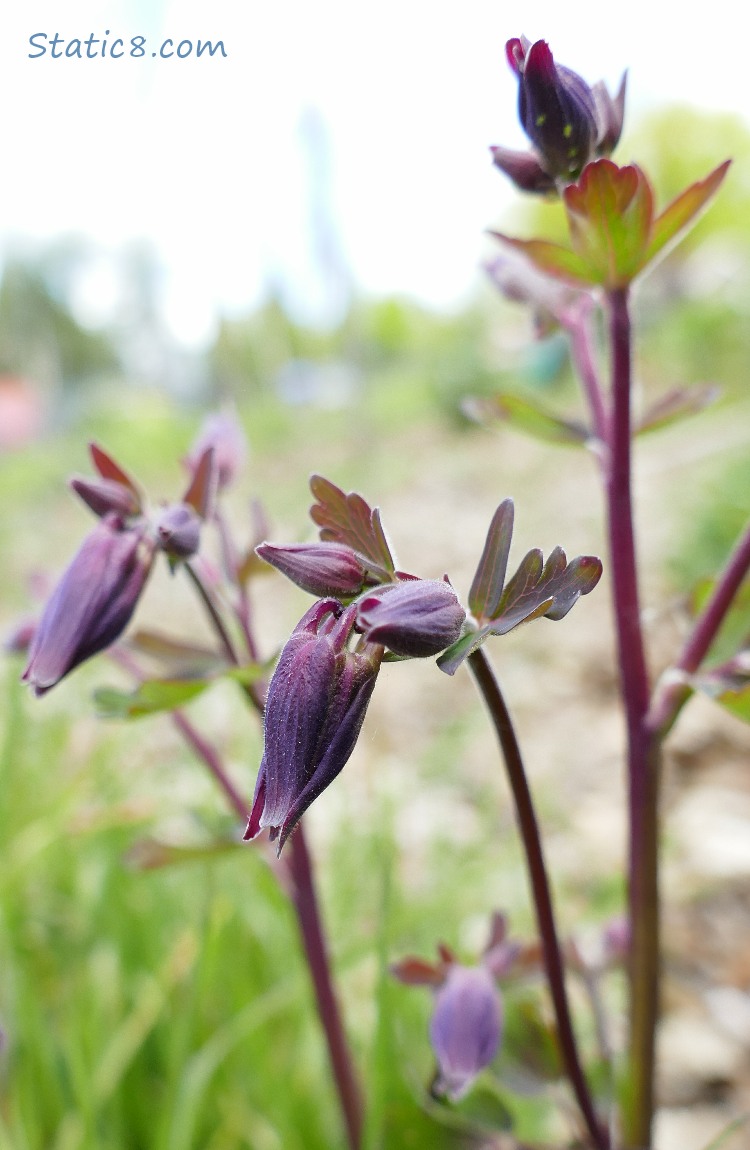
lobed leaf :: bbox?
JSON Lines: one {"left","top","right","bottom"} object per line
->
{"left": 489, "top": 233, "right": 594, "bottom": 286}
{"left": 563, "top": 160, "right": 654, "bottom": 287}
{"left": 309, "top": 475, "right": 395, "bottom": 573}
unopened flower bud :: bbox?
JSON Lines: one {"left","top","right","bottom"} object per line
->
{"left": 356, "top": 579, "right": 465, "bottom": 658}
{"left": 430, "top": 965, "right": 502, "bottom": 1100}
{"left": 70, "top": 476, "right": 142, "bottom": 519}
{"left": 256, "top": 541, "right": 370, "bottom": 599}
{"left": 244, "top": 598, "right": 381, "bottom": 853}
{"left": 154, "top": 503, "right": 202, "bottom": 561}
{"left": 185, "top": 411, "right": 247, "bottom": 492}
{"left": 22, "top": 514, "right": 156, "bottom": 696}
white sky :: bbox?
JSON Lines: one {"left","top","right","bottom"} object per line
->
{"left": 1, "top": 1, "right": 747, "bottom": 345}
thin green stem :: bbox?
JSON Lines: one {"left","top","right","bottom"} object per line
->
{"left": 605, "top": 287, "right": 659, "bottom": 1149}
{"left": 468, "top": 647, "right": 608, "bottom": 1150}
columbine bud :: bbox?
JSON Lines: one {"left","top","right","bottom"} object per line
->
{"left": 494, "top": 37, "right": 626, "bottom": 192}
{"left": 256, "top": 540, "right": 370, "bottom": 599}
{"left": 22, "top": 514, "right": 156, "bottom": 696}
{"left": 185, "top": 411, "right": 247, "bottom": 492}
{"left": 244, "top": 598, "right": 381, "bottom": 853}
{"left": 70, "top": 476, "right": 142, "bottom": 519}
{"left": 154, "top": 503, "right": 202, "bottom": 561}
{"left": 356, "top": 578, "right": 465, "bottom": 658}
{"left": 430, "top": 964, "right": 503, "bottom": 1100}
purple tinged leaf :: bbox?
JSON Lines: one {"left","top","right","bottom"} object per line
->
{"left": 563, "top": 160, "right": 654, "bottom": 287}
{"left": 635, "top": 384, "right": 721, "bottom": 436}
{"left": 645, "top": 160, "right": 731, "bottom": 269}
{"left": 390, "top": 957, "right": 444, "bottom": 987}
{"left": 464, "top": 393, "right": 590, "bottom": 447}
{"left": 469, "top": 500, "right": 514, "bottom": 621}
{"left": 309, "top": 475, "right": 395, "bottom": 575}
{"left": 89, "top": 443, "right": 142, "bottom": 502}
{"left": 489, "top": 232, "right": 594, "bottom": 286}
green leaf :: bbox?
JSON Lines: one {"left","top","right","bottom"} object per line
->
{"left": 463, "top": 393, "right": 590, "bottom": 447}
{"left": 125, "top": 836, "right": 241, "bottom": 870}
{"left": 563, "top": 160, "right": 654, "bottom": 287}
{"left": 635, "top": 384, "right": 721, "bottom": 436}
{"left": 309, "top": 475, "right": 395, "bottom": 574}
{"left": 125, "top": 629, "right": 225, "bottom": 675}
{"left": 645, "top": 159, "right": 731, "bottom": 268}
{"left": 437, "top": 627, "right": 492, "bottom": 676}
{"left": 488, "top": 233, "right": 593, "bottom": 286}
{"left": 691, "top": 651, "right": 750, "bottom": 724}
{"left": 469, "top": 499, "right": 514, "bottom": 620}
{"left": 95, "top": 678, "right": 211, "bottom": 719}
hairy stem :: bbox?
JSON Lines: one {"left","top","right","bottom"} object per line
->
{"left": 605, "top": 287, "right": 658, "bottom": 1149}
{"left": 468, "top": 647, "right": 608, "bottom": 1150}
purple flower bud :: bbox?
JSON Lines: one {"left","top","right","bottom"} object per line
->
{"left": 256, "top": 541, "right": 370, "bottom": 598}
{"left": 70, "top": 476, "right": 142, "bottom": 519}
{"left": 154, "top": 503, "right": 202, "bottom": 561}
{"left": 489, "top": 146, "right": 556, "bottom": 194}
{"left": 185, "top": 412, "right": 247, "bottom": 492}
{"left": 494, "top": 38, "right": 626, "bottom": 192}
{"left": 244, "top": 598, "right": 381, "bottom": 853}
{"left": 356, "top": 579, "right": 465, "bottom": 658}
{"left": 430, "top": 965, "right": 502, "bottom": 1100}
{"left": 22, "top": 514, "right": 156, "bottom": 696}
{"left": 509, "top": 38, "right": 597, "bottom": 183}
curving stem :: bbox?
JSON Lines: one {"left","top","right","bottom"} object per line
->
{"left": 468, "top": 647, "right": 609, "bottom": 1150}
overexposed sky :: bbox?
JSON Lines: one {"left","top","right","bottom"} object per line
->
{"left": 1, "top": 1, "right": 747, "bottom": 343}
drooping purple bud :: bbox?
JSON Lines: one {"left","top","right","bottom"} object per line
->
{"left": 430, "top": 964, "right": 503, "bottom": 1100}
{"left": 244, "top": 598, "right": 381, "bottom": 853}
{"left": 154, "top": 503, "right": 202, "bottom": 561}
{"left": 185, "top": 411, "right": 247, "bottom": 492}
{"left": 22, "top": 514, "right": 156, "bottom": 696}
{"left": 256, "top": 541, "right": 371, "bottom": 599}
{"left": 356, "top": 578, "right": 465, "bottom": 658}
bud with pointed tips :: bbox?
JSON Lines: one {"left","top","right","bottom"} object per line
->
{"left": 356, "top": 578, "right": 465, "bottom": 658}
{"left": 256, "top": 540, "right": 371, "bottom": 599}
{"left": 70, "top": 475, "right": 142, "bottom": 520}
{"left": 244, "top": 599, "right": 381, "bottom": 853}
{"left": 22, "top": 514, "right": 156, "bottom": 696}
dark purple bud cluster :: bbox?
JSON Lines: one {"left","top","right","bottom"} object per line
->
{"left": 493, "top": 37, "right": 626, "bottom": 192}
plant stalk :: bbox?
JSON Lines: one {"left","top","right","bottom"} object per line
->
{"left": 468, "top": 647, "right": 608, "bottom": 1150}
{"left": 605, "top": 287, "right": 659, "bottom": 1149}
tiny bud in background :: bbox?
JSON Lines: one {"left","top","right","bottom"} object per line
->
{"left": 356, "top": 578, "right": 465, "bottom": 658}
{"left": 256, "top": 540, "right": 371, "bottom": 599}
{"left": 154, "top": 503, "right": 202, "bottom": 562}
{"left": 244, "top": 598, "right": 381, "bottom": 853}
{"left": 430, "top": 965, "right": 502, "bottom": 1101}
{"left": 22, "top": 514, "right": 156, "bottom": 696}
{"left": 185, "top": 411, "right": 247, "bottom": 492}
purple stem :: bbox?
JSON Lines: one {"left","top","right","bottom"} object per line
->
{"left": 605, "top": 287, "right": 658, "bottom": 1150}
{"left": 647, "top": 517, "right": 750, "bottom": 737}
{"left": 287, "top": 829, "right": 364, "bottom": 1150}
{"left": 564, "top": 297, "right": 608, "bottom": 446}
{"left": 468, "top": 647, "right": 608, "bottom": 1150}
